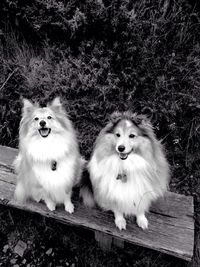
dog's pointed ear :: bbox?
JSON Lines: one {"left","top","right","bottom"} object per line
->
{"left": 136, "top": 114, "right": 151, "bottom": 125}
{"left": 129, "top": 112, "right": 149, "bottom": 126}
{"left": 110, "top": 111, "right": 122, "bottom": 124}
{"left": 22, "top": 99, "right": 34, "bottom": 115}
{"left": 49, "top": 97, "right": 63, "bottom": 111}
{"left": 51, "top": 97, "right": 62, "bottom": 107}
{"left": 133, "top": 114, "right": 153, "bottom": 130}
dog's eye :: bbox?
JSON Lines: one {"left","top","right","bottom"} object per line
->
{"left": 129, "top": 134, "right": 135, "bottom": 138}
{"left": 116, "top": 133, "right": 120, "bottom": 137}
{"left": 34, "top": 117, "right": 39, "bottom": 121}
{"left": 47, "top": 116, "right": 52, "bottom": 120}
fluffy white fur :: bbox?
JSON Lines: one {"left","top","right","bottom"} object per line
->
{"left": 83, "top": 111, "right": 170, "bottom": 230}
{"left": 14, "top": 97, "right": 84, "bottom": 213}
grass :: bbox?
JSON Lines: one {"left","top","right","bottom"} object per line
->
{"left": 0, "top": 0, "right": 200, "bottom": 266}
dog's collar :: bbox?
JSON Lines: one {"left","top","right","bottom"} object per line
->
{"left": 51, "top": 160, "right": 57, "bottom": 171}
{"left": 116, "top": 173, "right": 127, "bottom": 183}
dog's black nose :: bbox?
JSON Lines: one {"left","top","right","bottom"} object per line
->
{"left": 39, "top": 120, "right": 46, "bottom": 127}
{"left": 118, "top": 145, "right": 125, "bottom": 152}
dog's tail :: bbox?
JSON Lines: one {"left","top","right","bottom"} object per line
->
{"left": 79, "top": 175, "right": 95, "bottom": 208}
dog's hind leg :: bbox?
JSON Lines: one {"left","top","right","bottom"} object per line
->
{"left": 14, "top": 181, "right": 27, "bottom": 204}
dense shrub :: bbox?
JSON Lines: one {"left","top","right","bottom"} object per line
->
{"left": 0, "top": 0, "right": 199, "bottom": 199}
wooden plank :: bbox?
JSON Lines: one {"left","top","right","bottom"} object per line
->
{"left": 95, "top": 232, "right": 124, "bottom": 250}
{"left": 0, "top": 145, "right": 17, "bottom": 168}
{"left": 192, "top": 206, "right": 200, "bottom": 267}
{"left": 0, "top": 145, "right": 194, "bottom": 261}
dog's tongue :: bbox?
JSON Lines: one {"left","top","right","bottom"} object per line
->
{"left": 39, "top": 128, "right": 50, "bottom": 137}
{"left": 119, "top": 153, "right": 128, "bottom": 160}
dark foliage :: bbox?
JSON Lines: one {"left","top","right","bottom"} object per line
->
{"left": 0, "top": 0, "right": 199, "bottom": 191}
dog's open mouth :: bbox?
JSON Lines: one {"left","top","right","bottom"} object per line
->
{"left": 119, "top": 153, "right": 128, "bottom": 160}
{"left": 39, "top": 128, "right": 51, "bottom": 138}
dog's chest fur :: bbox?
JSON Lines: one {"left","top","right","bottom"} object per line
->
{"left": 25, "top": 134, "right": 77, "bottom": 194}
{"left": 89, "top": 153, "right": 158, "bottom": 214}
{"left": 32, "top": 157, "right": 76, "bottom": 192}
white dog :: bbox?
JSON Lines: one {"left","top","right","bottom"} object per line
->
{"left": 14, "top": 97, "right": 84, "bottom": 213}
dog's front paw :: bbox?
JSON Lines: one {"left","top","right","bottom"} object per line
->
{"left": 32, "top": 192, "right": 42, "bottom": 203}
{"left": 65, "top": 202, "right": 74, "bottom": 214}
{"left": 46, "top": 201, "right": 56, "bottom": 211}
{"left": 115, "top": 217, "right": 126, "bottom": 230}
{"left": 136, "top": 214, "right": 148, "bottom": 230}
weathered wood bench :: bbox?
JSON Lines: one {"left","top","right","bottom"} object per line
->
{"left": 0, "top": 145, "right": 195, "bottom": 262}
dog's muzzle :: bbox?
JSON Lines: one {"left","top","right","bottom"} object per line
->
{"left": 39, "top": 128, "right": 51, "bottom": 138}
{"left": 117, "top": 145, "right": 131, "bottom": 160}
{"left": 118, "top": 150, "right": 133, "bottom": 160}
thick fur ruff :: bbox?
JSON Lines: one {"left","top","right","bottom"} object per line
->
{"left": 14, "top": 97, "right": 84, "bottom": 213}
{"left": 81, "top": 111, "right": 170, "bottom": 230}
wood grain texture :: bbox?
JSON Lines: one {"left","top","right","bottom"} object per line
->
{"left": 0, "top": 145, "right": 195, "bottom": 261}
